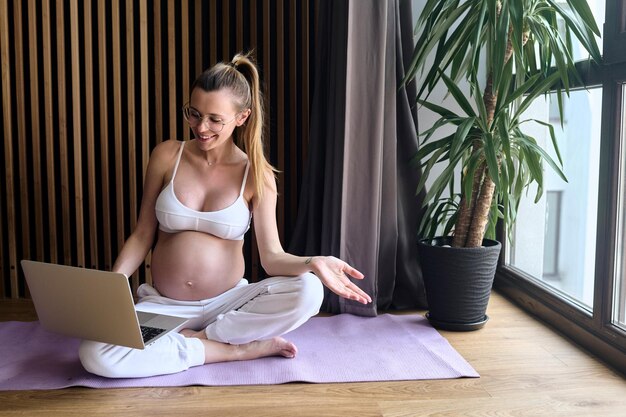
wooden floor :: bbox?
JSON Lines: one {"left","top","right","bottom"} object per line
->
{"left": 0, "top": 291, "right": 625, "bottom": 417}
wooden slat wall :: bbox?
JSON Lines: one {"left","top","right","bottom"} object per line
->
{"left": 0, "top": 0, "right": 314, "bottom": 299}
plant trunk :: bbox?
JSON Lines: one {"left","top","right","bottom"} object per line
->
{"left": 466, "top": 169, "right": 496, "bottom": 247}
{"left": 452, "top": 159, "right": 484, "bottom": 247}
{"left": 453, "top": 20, "right": 528, "bottom": 247}
{"left": 483, "top": 73, "right": 497, "bottom": 127}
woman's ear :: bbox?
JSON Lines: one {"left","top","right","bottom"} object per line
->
{"left": 237, "top": 108, "right": 252, "bottom": 126}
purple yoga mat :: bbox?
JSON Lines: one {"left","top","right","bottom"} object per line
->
{"left": 0, "top": 313, "right": 478, "bottom": 390}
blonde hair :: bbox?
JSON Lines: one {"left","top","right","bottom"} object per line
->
{"left": 191, "top": 52, "right": 276, "bottom": 199}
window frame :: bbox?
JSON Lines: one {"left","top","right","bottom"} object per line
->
{"left": 494, "top": 0, "right": 626, "bottom": 375}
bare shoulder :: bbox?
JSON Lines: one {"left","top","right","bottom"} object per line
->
{"left": 246, "top": 165, "right": 277, "bottom": 205}
{"left": 145, "top": 139, "right": 184, "bottom": 182}
{"left": 151, "top": 139, "right": 183, "bottom": 161}
{"left": 258, "top": 166, "right": 278, "bottom": 194}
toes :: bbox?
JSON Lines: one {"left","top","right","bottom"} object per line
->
{"left": 276, "top": 338, "right": 297, "bottom": 358}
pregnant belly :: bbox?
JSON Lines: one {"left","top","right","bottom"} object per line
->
{"left": 150, "top": 231, "right": 245, "bottom": 300}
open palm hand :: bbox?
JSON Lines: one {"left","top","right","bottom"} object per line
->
{"left": 309, "top": 256, "right": 371, "bottom": 305}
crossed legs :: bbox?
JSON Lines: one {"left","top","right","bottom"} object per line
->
{"left": 79, "top": 273, "right": 323, "bottom": 378}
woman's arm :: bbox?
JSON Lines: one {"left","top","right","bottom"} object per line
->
{"left": 252, "top": 171, "right": 371, "bottom": 305}
{"left": 111, "top": 141, "right": 175, "bottom": 276}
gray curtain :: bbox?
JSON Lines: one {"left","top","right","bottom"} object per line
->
{"left": 289, "top": 0, "right": 427, "bottom": 315}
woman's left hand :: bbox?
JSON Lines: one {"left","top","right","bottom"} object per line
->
{"left": 309, "top": 256, "right": 372, "bottom": 305}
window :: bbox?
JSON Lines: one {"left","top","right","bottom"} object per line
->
{"left": 495, "top": 0, "right": 626, "bottom": 374}
{"left": 506, "top": 88, "right": 602, "bottom": 310}
{"left": 614, "top": 84, "right": 626, "bottom": 331}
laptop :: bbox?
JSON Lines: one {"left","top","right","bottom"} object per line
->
{"left": 20, "top": 260, "right": 189, "bottom": 349}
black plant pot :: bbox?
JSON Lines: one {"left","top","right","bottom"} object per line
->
{"left": 418, "top": 236, "right": 502, "bottom": 331}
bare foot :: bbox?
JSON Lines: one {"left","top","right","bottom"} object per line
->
{"left": 236, "top": 337, "right": 298, "bottom": 360}
{"left": 180, "top": 329, "right": 298, "bottom": 363}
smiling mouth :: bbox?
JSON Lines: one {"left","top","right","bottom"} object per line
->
{"left": 197, "top": 134, "right": 216, "bottom": 142}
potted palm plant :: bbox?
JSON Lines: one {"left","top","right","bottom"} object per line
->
{"left": 406, "top": 0, "right": 602, "bottom": 330}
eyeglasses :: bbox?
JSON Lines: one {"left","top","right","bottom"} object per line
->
{"left": 182, "top": 103, "right": 239, "bottom": 132}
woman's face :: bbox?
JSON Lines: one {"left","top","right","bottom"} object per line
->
{"left": 187, "top": 88, "right": 249, "bottom": 151}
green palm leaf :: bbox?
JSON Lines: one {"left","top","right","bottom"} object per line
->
{"left": 404, "top": 0, "right": 601, "bottom": 246}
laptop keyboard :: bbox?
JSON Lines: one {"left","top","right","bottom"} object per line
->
{"left": 140, "top": 325, "right": 166, "bottom": 342}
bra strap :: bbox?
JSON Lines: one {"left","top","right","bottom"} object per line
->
{"left": 171, "top": 141, "right": 185, "bottom": 180}
{"left": 239, "top": 161, "right": 250, "bottom": 196}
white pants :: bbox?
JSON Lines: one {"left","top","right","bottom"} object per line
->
{"left": 79, "top": 273, "right": 324, "bottom": 378}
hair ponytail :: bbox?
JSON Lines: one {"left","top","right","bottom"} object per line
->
{"left": 230, "top": 52, "right": 276, "bottom": 200}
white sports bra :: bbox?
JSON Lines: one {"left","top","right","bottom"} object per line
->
{"left": 154, "top": 141, "right": 251, "bottom": 240}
